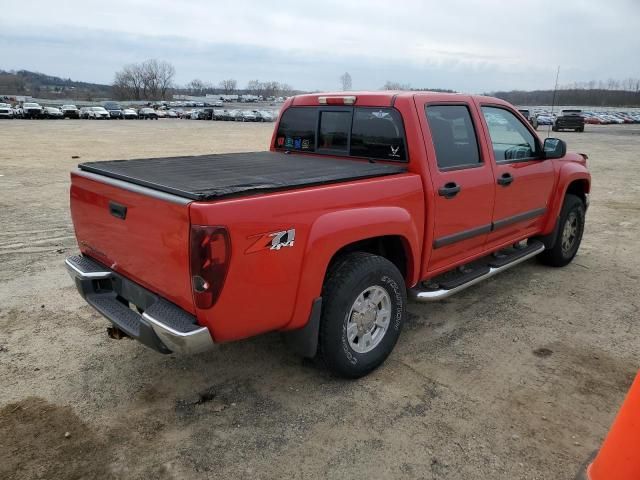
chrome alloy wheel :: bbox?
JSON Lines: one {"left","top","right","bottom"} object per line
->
{"left": 561, "top": 212, "right": 579, "bottom": 254}
{"left": 346, "top": 286, "right": 391, "bottom": 354}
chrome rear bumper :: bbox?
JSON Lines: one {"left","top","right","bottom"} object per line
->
{"left": 65, "top": 255, "right": 214, "bottom": 354}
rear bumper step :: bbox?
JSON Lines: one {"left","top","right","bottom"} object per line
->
{"left": 410, "top": 241, "right": 545, "bottom": 302}
{"left": 65, "top": 255, "right": 214, "bottom": 354}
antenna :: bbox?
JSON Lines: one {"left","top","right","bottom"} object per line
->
{"left": 548, "top": 65, "right": 560, "bottom": 137}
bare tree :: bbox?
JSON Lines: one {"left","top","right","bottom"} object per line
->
{"left": 220, "top": 79, "right": 237, "bottom": 95}
{"left": 340, "top": 72, "right": 352, "bottom": 91}
{"left": 279, "top": 83, "right": 294, "bottom": 96}
{"left": 187, "top": 79, "right": 205, "bottom": 95}
{"left": 246, "top": 79, "right": 262, "bottom": 96}
{"left": 113, "top": 59, "right": 175, "bottom": 100}
{"left": 261, "top": 81, "right": 280, "bottom": 97}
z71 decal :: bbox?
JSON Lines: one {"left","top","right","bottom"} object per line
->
{"left": 245, "top": 228, "right": 296, "bottom": 253}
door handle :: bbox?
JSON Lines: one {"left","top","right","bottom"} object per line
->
{"left": 497, "top": 173, "right": 514, "bottom": 186}
{"left": 438, "top": 182, "right": 461, "bottom": 199}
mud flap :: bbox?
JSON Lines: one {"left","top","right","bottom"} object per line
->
{"left": 283, "top": 297, "right": 322, "bottom": 358}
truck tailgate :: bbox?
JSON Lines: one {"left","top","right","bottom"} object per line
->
{"left": 70, "top": 170, "right": 194, "bottom": 314}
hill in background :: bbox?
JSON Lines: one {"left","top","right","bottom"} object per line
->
{"left": 0, "top": 70, "right": 112, "bottom": 100}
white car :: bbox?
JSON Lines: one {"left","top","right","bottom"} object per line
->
{"left": 123, "top": 108, "right": 138, "bottom": 119}
{"left": 87, "top": 107, "right": 110, "bottom": 119}
{"left": 0, "top": 103, "right": 13, "bottom": 118}
{"left": 22, "top": 102, "right": 43, "bottom": 119}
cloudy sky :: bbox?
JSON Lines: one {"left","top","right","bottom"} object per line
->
{"left": 1, "top": 0, "right": 638, "bottom": 93}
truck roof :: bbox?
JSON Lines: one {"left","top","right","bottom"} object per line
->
{"left": 290, "top": 91, "right": 509, "bottom": 107}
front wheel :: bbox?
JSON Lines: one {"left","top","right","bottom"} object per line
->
{"left": 538, "top": 194, "right": 585, "bottom": 267}
{"left": 319, "top": 252, "right": 406, "bottom": 378}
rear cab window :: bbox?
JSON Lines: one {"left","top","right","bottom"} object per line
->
{"left": 275, "top": 107, "right": 407, "bottom": 161}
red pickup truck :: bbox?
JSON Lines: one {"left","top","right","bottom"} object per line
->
{"left": 66, "top": 92, "right": 590, "bottom": 378}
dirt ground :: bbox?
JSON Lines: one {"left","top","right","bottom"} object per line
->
{"left": 0, "top": 119, "right": 638, "bottom": 480}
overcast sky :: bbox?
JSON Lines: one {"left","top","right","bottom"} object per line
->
{"left": 1, "top": 0, "right": 639, "bottom": 93}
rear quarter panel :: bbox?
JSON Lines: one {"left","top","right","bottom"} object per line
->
{"left": 190, "top": 173, "right": 424, "bottom": 342}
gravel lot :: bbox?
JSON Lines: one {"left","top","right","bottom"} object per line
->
{"left": 1, "top": 119, "right": 639, "bottom": 479}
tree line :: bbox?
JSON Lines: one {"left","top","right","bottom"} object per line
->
{"left": 112, "top": 59, "right": 295, "bottom": 100}
{"left": 491, "top": 87, "right": 640, "bottom": 107}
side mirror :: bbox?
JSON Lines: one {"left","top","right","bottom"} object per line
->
{"left": 543, "top": 138, "right": 566, "bottom": 159}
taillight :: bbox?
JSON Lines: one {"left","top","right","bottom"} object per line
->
{"left": 189, "top": 226, "right": 231, "bottom": 309}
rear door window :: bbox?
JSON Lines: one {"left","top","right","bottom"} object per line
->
{"left": 425, "top": 105, "right": 481, "bottom": 169}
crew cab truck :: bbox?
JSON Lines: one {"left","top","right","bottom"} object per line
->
{"left": 66, "top": 92, "right": 590, "bottom": 378}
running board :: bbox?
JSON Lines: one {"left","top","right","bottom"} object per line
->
{"left": 410, "top": 241, "right": 545, "bottom": 302}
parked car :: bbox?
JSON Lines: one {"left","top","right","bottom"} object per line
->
{"left": 138, "top": 108, "right": 158, "bottom": 120}
{"left": 517, "top": 108, "right": 538, "bottom": 129}
{"left": 166, "top": 110, "right": 178, "bottom": 118}
{"left": 87, "top": 106, "right": 110, "bottom": 119}
{"left": 123, "top": 108, "right": 138, "bottom": 119}
{"left": 228, "top": 109, "right": 241, "bottom": 121}
{"left": 237, "top": 110, "right": 257, "bottom": 122}
{"left": 212, "top": 109, "right": 226, "bottom": 120}
{"left": 553, "top": 109, "right": 585, "bottom": 132}
{"left": 61, "top": 105, "right": 79, "bottom": 119}
{"left": 22, "top": 102, "right": 43, "bottom": 119}
{"left": 12, "top": 105, "right": 23, "bottom": 118}
{"left": 536, "top": 114, "right": 555, "bottom": 125}
{"left": 66, "top": 91, "right": 590, "bottom": 378}
{"left": 156, "top": 109, "right": 167, "bottom": 118}
{"left": 254, "top": 110, "right": 275, "bottom": 122}
{"left": 0, "top": 103, "right": 13, "bottom": 118}
{"left": 79, "top": 107, "right": 92, "bottom": 119}
{"left": 190, "top": 109, "right": 205, "bottom": 120}
{"left": 103, "top": 102, "right": 124, "bottom": 119}
{"left": 42, "top": 106, "right": 64, "bottom": 119}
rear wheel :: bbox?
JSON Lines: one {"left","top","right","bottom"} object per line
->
{"left": 319, "top": 252, "right": 406, "bottom": 378}
{"left": 538, "top": 194, "right": 585, "bottom": 267}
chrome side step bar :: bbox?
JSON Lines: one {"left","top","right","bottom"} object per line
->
{"left": 410, "top": 243, "right": 545, "bottom": 302}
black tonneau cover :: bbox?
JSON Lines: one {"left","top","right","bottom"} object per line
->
{"left": 79, "top": 151, "right": 407, "bottom": 201}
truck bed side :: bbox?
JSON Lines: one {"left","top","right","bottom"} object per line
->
{"left": 189, "top": 172, "right": 424, "bottom": 342}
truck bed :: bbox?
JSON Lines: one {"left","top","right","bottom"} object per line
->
{"left": 78, "top": 151, "right": 407, "bottom": 201}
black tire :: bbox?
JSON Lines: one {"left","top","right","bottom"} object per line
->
{"left": 538, "top": 194, "right": 585, "bottom": 267}
{"left": 552, "top": 125, "right": 558, "bottom": 132}
{"left": 319, "top": 252, "right": 406, "bottom": 378}
{"left": 577, "top": 127, "right": 584, "bottom": 132}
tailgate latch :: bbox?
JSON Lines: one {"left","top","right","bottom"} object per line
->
{"left": 109, "top": 201, "right": 127, "bottom": 220}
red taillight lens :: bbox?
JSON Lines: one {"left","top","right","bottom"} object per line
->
{"left": 189, "top": 226, "right": 231, "bottom": 309}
